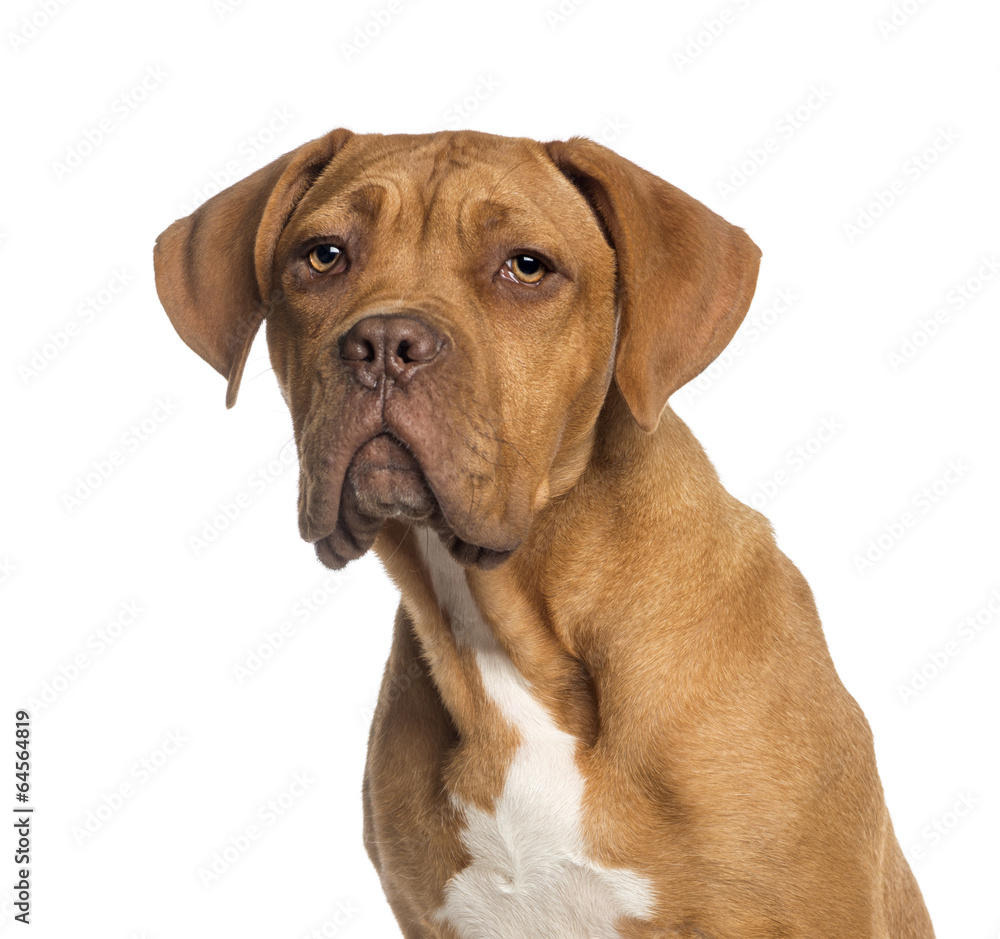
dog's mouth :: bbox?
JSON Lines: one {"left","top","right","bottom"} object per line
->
{"left": 310, "top": 432, "right": 515, "bottom": 572}
{"left": 347, "top": 433, "right": 437, "bottom": 522}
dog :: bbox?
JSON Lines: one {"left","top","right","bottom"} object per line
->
{"left": 154, "top": 129, "right": 935, "bottom": 938}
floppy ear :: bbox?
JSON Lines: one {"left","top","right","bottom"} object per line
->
{"left": 153, "top": 128, "right": 353, "bottom": 408}
{"left": 545, "top": 137, "right": 761, "bottom": 432}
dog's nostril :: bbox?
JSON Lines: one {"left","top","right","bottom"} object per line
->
{"left": 340, "top": 336, "right": 376, "bottom": 363}
{"left": 397, "top": 333, "right": 443, "bottom": 364}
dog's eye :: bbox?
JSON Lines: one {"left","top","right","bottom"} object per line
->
{"left": 504, "top": 254, "right": 546, "bottom": 285}
{"left": 307, "top": 244, "right": 346, "bottom": 274}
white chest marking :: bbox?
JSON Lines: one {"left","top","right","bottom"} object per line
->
{"left": 418, "top": 531, "right": 655, "bottom": 939}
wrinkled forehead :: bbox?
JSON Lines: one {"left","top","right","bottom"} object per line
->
{"left": 285, "top": 131, "right": 603, "bottom": 253}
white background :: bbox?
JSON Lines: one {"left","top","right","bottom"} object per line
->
{"left": 2, "top": 0, "right": 998, "bottom": 936}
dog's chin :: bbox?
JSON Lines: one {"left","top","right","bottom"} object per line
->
{"left": 311, "top": 434, "right": 517, "bottom": 571}
{"left": 348, "top": 434, "right": 437, "bottom": 522}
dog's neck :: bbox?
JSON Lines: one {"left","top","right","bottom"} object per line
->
{"left": 371, "top": 391, "right": 763, "bottom": 761}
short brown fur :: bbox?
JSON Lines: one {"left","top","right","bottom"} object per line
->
{"left": 154, "top": 129, "right": 934, "bottom": 938}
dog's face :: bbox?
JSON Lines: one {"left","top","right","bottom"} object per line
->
{"left": 155, "top": 130, "right": 761, "bottom": 570}
{"left": 270, "top": 134, "right": 619, "bottom": 568}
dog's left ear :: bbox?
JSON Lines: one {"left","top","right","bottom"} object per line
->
{"left": 154, "top": 128, "right": 353, "bottom": 407}
{"left": 545, "top": 137, "right": 761, "bottom": 432}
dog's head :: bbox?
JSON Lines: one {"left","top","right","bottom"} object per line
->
{"left": 154, "top": 130, "right": 759, "bottom": 570}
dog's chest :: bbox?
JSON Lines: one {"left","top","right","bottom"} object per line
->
{"left": 418, "top": 534, "right": 654, "bottom": 939}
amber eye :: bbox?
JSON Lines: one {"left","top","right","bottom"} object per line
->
{"left": 307, "top": 243, "right": 345, "bottom": 274}
{"left": 505, "top": 254, "right": 546, "bottom": 285}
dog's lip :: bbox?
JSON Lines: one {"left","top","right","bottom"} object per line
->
{"left": 313, "top": 529, "right": 363, "bottom": 569}
{"left": 312, "top": 518, "right": 517, "bottom": 571}
{"left": 352, "top": 432, "right": 423, "bottom": 476}
{"left": 305, "top": 429, "right": 521, "bottom": 567}
{"left": 347, "top": 433, "right": 436, "bottom": 519}
{"left": 303, "top": 430, "right": 428, "bottom": 545}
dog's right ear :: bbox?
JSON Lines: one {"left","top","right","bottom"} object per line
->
{"left": 153, "top": 128, "right": 353, "bottom": 408}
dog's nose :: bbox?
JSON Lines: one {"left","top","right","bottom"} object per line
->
{"left": 338, "top": 315, "right": 445, "bottom": 389}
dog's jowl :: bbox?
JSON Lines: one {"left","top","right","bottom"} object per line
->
{"left": 155, "top": 130, "right": 935, "bottom": 939}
